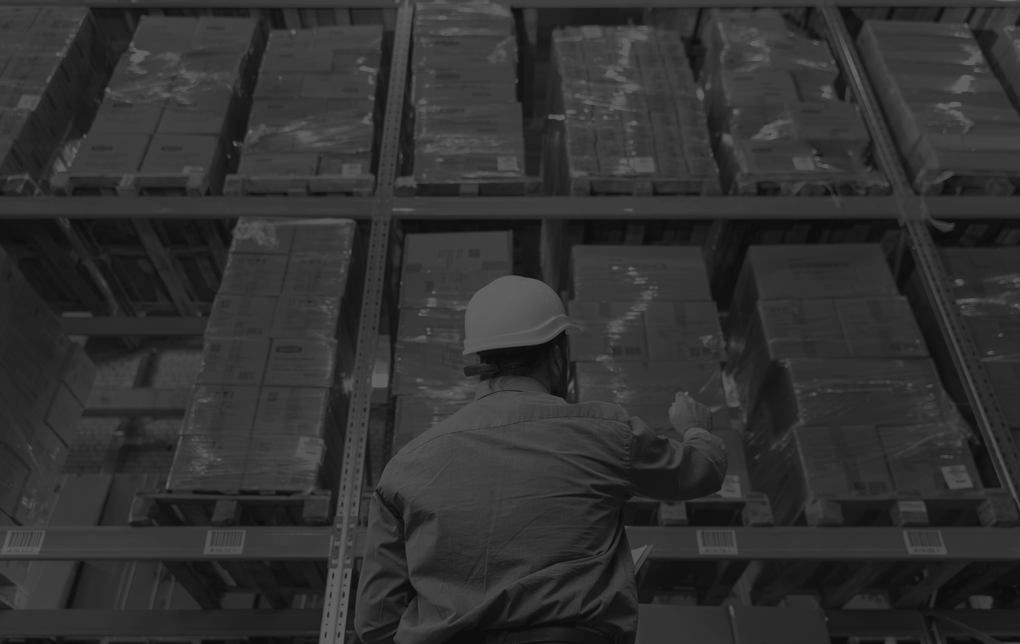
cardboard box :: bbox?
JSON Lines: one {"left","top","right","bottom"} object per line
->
{"left": 196, "top": 338, "right": 270, "bottom": 386}
{"left": 89, "top": 98, "right": 167, "bottom": 135}
{"left": 218, "top": 254, "right": 289, "bottom": 296}
{"left": 237, "top": 153, "right": 320, "bottom": 177}
{"left": 834, "top": 297, "right": 928, "bottom": 358}
{"left": 157, "top": 89, "right": 233, "bottom": 136}
{"left": 302, "top": 73, "right": 375, "bottom": 101}
{"left": 879, "top": 424, "right": 982, "bottom": 495}
{"left": 643, "top": 301, "right": 724, "bottom": 362}
{"left": 253, "top": 386, "right": 334, "bottom": 435}
{"left": 191, "top": 16, "right": 256, "bottom": 49}
{"left": 720, "top": 70, "right": 800, "bottom": 106}
{"left": 984, "top": 361, "right": 1020, "bottom": 428}
{"left": 263, "top": 339, "right": 337, "bottom": 388}
{"left": 44, "top": 382, "right": 83, "bottom": 446}
{"left": 270, "top": 295, "right": 342, "bottom": 341}
{"left": 167, "top": 433, "right": 248, "bottom": 492}
{"left": 400, "top": 231, "right": 514, "bottom": 309}
{"left": 139, "top": 134, "right": 218, "bottom": 175}
{"left": 229, "top": 217, "right": 296, "bottom": 255}
{"left": 70, "top": 134, "right": 149, "bottom": 174}
{"left": 261, "top": 47, "right": 335, "bottom": 74}
{"left": 0, "top": 442, "right": 30, "bottom": 517}
{"left": 282, "top": 256, "right": 352, "bottom": 297}
{"left": 290, "top": 218, "right": 357, "bottom": 256}
{"left": 60, "top": 343, "right": 96, "bottom": 407}
{"left": 183, "top": 385, "right": 260, "bottom": 434}
{"left": 206, "top": 295, "right": 277, "bottom": 338}
{"left": 567, "top": 301, "right": 648, "bottom": 362}
{"left": 941, "top": 247, "right": 1020, "bottom": 301}
{"left": 247, "top": 99, "right": 329, "bottom": 127}
{"left": 241, "top": 432, "right": 336, "bottom": 491}
{"left": 12, "top": 470, "right": 61, "bottom": 526}
{"left": 394, "top": 307, "right": 475, "bottom": 397}
{"left": 965, "top": 314, "right": 1020, "bottom": 359}
{"left": 571, "top": 245, "right": 712, "bottom": 303}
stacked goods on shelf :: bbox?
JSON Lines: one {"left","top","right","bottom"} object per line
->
{"left": 0, "top": 245, "right": 96, "bottom": 604}
{"left": 57, "top": 15, "right": 264, "bottom": 195}
{"left": 938, "top": 248, "right": 1020, "bottom": 433}
{"left": 166, "top": 218, "right": 363, "bottom": 493}
{"left": 701, "top": 10, "right": 888, "bottom": 196}
{"left": 726, "top": 244, "right": 981, "bottom": 525}
{"left": 0, "top": 6, "right": 110, "bottom": 193}
{"left": 570, "top": 245, "right": 753, "bottom": 498}
{"left": 391, "top": 231, "right": 513, "bottom": 454}
{"left": 988, "top": 26, "right": 1020, "bottom": 113}
{"left": 403, "top": 0, "right": 529, "bottom": 195}
{"left": 227, "top": 25, "right": 382, "bottom": 196}
{"left": 546, "top": 26, "right": 721, "bottom": 196}
{"left": 857, "top": 20, "right": 1020, "bottom": 195}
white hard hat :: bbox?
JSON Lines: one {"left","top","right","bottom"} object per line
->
{"left": 462, "top": 276, "right": 580, "bottom": 356}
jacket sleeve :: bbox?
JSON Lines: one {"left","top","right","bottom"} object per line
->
{"left": 624, "top": 415, "right": 728, "bottom": 502}
{"left": 354, "top": 489, "right": 416, "bottom": 644}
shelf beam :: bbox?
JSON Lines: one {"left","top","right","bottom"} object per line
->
{"left": 0, "top": 609, "right": 322, "bottom": 638}
{"left": 0, "top": 0, "right": 1017, "bottom": 7}
{"left": 0, "top": 197, "right": 375, "bottom": 221}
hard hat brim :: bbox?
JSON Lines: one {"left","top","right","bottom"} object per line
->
{"left": 462, "top": 318, "right": 580, "bottom": 356}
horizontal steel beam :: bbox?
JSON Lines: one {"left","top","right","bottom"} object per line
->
{"left": 923, "top": 197, "right": 1020, "bottom": 220}
{"left": 83, "top": 388, "right": 190, "bottom": 418}
{"left": 392, "top": 196, "right": 901, "bottom": 220}
{"left": 823, "top": 610, "right": 927, "bottom": 638}
{"left": 0, "top": 609, "right": 322, "bottom": 638}
{"left": 0, "top": 197, "right": 375, "bottom": 220}
{"left": 4, "top": 527, "right": 1020, "bottom": 562}
{"left": 0, "top": 0, "right": 1018, "bottom": 7}
{"left": 61, "top": 316, "right": 207, "bottom": 336}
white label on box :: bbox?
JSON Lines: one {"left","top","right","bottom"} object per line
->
{"left": 792, "top": 156, "right": 816, "bottom": 171}
{"left": 631, "top": 157, "right": 657, "bottom": 174}
{"left": 941, "top": 465, "right": 974, "bottom": 490}
{"left": 697, "top": 529, "right": 737, "bottom": 556}
{"left": 581, "top": 26, "right": 603, "bottom": 38}
{"left": 182, "top": 166, "right": 204, "bottom": 175}
{"left": 204, "top": 529, "right": 246, "bottom": 556}
{"left": 903, "top": 530, "right": 947, "bottom": 556}
{"left": 341, "top": 163, "right": 362, "bottom": 177}
{"left": 898, "top": 500, "right": 927, "bottom": 514}
{"left": 17, "top": 95, "right": 41, "bottom": 111}
{"left": 497, "top": 156, "right": 519, "bottom": 172}
{"left": 295, "top": 436, "right": 326, "bottom": 464}
{"left": 718, "top": 474, "right": 742, "bottom": 499}
{"left": 1, "top": 530, "right": 45, "bottom": 556}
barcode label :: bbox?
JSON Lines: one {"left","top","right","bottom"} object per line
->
{"left": 295, "top": 436, "right": 326, "bottom": 464}
{"left": 204, "top": 529, "right": 246, "bottom": 556}
{"left": 941, "top": 465, "right": 974, "bottom": 490}
{"left": 2, "top": 530, "right": 45, "bottom": 555}
{"left": 903, "top": 530, "right": 947, "bottom": 556}
{"left": 697, "top": 529, "right": 738, "bottom": 556}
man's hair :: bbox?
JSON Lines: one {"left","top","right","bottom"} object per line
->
{"left": 476, "top": 332, "right": 568, "bottom": 382}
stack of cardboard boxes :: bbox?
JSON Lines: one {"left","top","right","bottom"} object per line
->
{"left": 166, "top": 218, "right": 363, "bottom": 492}
{"left": 237, "top": 26, "right": 381, "bottom": 181}
{"left": 701, "top": 10, "right": 882, "bottom": 194}
{"left": 0, "top": 7, "right": 106, "bottom": 184}
{"left": 410, "top": 0, "right": 526, "bottom": 186}
{"left": 857, "top": 21, "right": 1020, "bottom": 192}
{"left": 390, "top": 231, "right": 513, "bottom": 454}
{"left": 727, "top": 244, "right": 982, "bottom": 524}
{"left": 549, "top": 26, "right": 719, "bottom": 189}
{"left": 937, "top": 248, "right": 1020, "bottom": 437}
{"left": 0, "top": 245, "right": 96, "bottom": 604}
{"left": 989, "top": 26, "right": 1020, "bottom": 113}
{"left": 569, "top": 245, "right": 751, "bottom": 499}
{"left": 66, "top": 16, "right": 261, "bottom": 191}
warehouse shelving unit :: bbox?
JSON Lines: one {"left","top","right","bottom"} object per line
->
{"left": 2, "top": 0, "right": 1020, "bottom": 641}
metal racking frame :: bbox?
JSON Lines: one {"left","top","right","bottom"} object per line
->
{"left": 2, "top": 0, "right": 1020, "bottom": 640}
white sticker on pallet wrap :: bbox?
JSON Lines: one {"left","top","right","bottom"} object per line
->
{"left": 182, "top": 166, "right": 204, "bottom": 175}
{"left": 341, "top": 163, "right": 363, "bottom": 177}
{"left": 296, "top": 436, "right": 326, "bottom": 464}
{"left": 1, "top": 530, "right": 45, "bottom": 556}
{"left": 903, "top": 530, "right": 947, "bottom": 556}
{"left": 581, "top": 26, "right": 603, "bottom": 38}
{"left": 792, "top": 156, "right": 816, "bottom": 171}
{"left": 17, "top": 95, "right": 40, "bottom": 111}
{"left": 204, "top": 529, "right": 246, "bottom": 556}
{"left": 717, "top": 474, "right": 742, "bottom": 499}
{"left": 941, "top": 465, "right": 974, "bottom": 490}
{"left": 697, "top": 530, "right": 737, "bottom": 556}
{"left": 631, "top": 157, "right": 656, "bottom": 174}
{"left": 897, "top": 500, "right": 927, "bottom": 514}
{"left": 497, "top": 156, "right": 519, "bottom": 172}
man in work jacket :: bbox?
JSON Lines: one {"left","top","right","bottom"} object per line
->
{"left": 355, "top": 275, "right": 728, "bottom": 644}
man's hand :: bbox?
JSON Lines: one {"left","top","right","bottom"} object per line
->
{"left": 669, "top": 391, "right": 713, "bottom": 433}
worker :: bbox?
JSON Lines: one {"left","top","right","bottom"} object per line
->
{"left": 355, "top": 275, "right": 728, "bottom": 644}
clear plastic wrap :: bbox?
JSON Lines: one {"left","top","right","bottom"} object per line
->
{"left": 0, "top": 7, "right": 100, "bottom": 179}
{"left": 702, "top": 9, "right": 887, "bottom": 194}
{"left": 253, "top": 386, "right": 335, "bottom": 436}
{"left": 0, "top": 408, "right": 68, "bottom": 527}
{"left": 183, "top": 385, "right": 260, "bottom": 435}
{"left": 393, "top": 307, "right": 476, "bottom": 400}
{"left": 242, "top": 431, "right": 341, "bottom": 491}
{"left": 574, "top": 360, "right": 730, "bottom": 432}
{"left": 857, "top": 20, "right": 1020, "bottom": 191}
{"left": 400, "top": 231, "right": 513, "bottom": 310}
{"left": 941, "top": 248, "right": 1020, "bottom": 361}
{"left": 550, "top": 26, "right": 719, "bottom": 185}
{"left": 195, "top": 338, "right": 271, "bottom": 387}
{"left": 263, "top": 339, "right": 338, "bottom": 388}
{"left": 167, "top": 433, "right": 250, "bottom": 491}
{"left": 219, "top": 253, "right": 289, "bottom": 296}
{"left": 570, "top": 245, "right": 713, "bottom": 303}
{"left": 207, "top": 295, "right": 278, "bottom": 338}
{"left": 410, "top": 0, "right": 524, "bottom": 184}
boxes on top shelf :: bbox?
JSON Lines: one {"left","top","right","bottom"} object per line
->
{"left": 879, "top": 424, "right": 983, "bottom": 495}
{"left": 857, "top": 20, "right": 1020, "bottom": 192}
{"left": 571, "top": 245, "right": 712, "bottom": 303}
{"left": 253, "top": 387, "right": 335, "bottom": 436}
{"left": 167, "top": 433, "right": 249, "bottom": 491}
{"left": 182, "top": 385, "right": 260, "bottom": 435}
{"left": 229, "top": 218, "right": 296, "bottom": 255}
{"left": 195, "top": 338, "right": 271, "bottom": 387}
{"left": 218, "top": 254, "right": 289, "bottom": 296}
{"left": 568, "top": 301, "right": 648, "bottom": 363}
{"left": 400, "top": 231, "right": 514, "bottom": 310}
{"left": 263, "top": 339, "right": 338, "bottom": 389}
{"left": 940, "top": 247, "right": 1020, "bottom": 360}
{"left": 206, "top": 295, "right": 278, "bottom": 339}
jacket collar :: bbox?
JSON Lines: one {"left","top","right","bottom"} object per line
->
{"left": 473, "top": 375, "right": 550, "bottom": 401}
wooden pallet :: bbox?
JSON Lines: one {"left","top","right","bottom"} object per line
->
{"left": 569, "top": 174, "right": 722, "bottom": 196}
{"left": 730, "top": 172, "right": 894, "bottom": 196}
{"left": 395, "top": 175, "right": 544, "bottom": 197}
{"left": 51, "top": 172, "right": 212, "bottom": 196}
{"left": 1, "top": 174, "right": 41, "bottom": 196}
{"left": 626, "top": 493, "right": 774, "bottom": 527}
{"left": 790, "top": 490, "right": 1020, "bottom": 528}
{"left": 223, "top": 173, "right": 375, "bottom": 197}
{"left": 128, "top": 489, "right": 334, "bottom": 610}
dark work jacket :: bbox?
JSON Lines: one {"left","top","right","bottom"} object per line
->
{"left": 354, "top": 376, "right": 728, "bottom": 644}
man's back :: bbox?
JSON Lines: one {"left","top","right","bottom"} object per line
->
{"left": 355, "top": 377, "right": 727, "bottom": 644}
